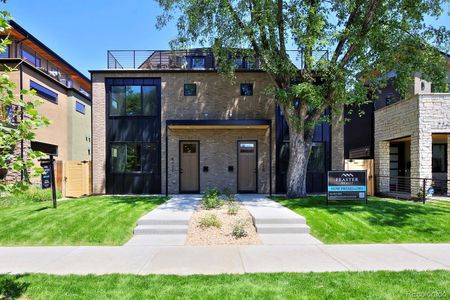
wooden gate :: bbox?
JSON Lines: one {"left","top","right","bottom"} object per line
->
{"left": 345, "top": 159, "right": 374, "bottom": 196}
{"left": 64, "top": 160, "right": 92, "bottom": 197}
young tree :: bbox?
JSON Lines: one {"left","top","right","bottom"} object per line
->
{"left": 156, "top": 0, "right": 449, "bottom": 197}
{"left": 0, "top": 9, "right": 49, "bottom": 193}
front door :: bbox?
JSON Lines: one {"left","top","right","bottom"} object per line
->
{"left": 238, "top": 141, "right": 257, "bottom": 192}
{"left": 180, "top": 141, "right": 199, "bottom": 193}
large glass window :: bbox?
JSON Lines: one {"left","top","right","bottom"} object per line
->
{"left": 110, "top": 86, "right": 126, "bottom": 115}
{"left": 126, "top": 143, "right": 141, "bottom": 172}
{"left": 111, "top": 143, "right": 159, "bottom": 173}
{"left": 186, "top": 56, "right": 205, "bottom": 69}
{"left": 111, "top": 144, "right": 126, "bottom": 172}
{"left": 432, "top": 144, "right": 447, "bottom": 173}
{"left": 143, "top": 86, "right": 157, "bottom": 115}
{"left": 125, "top": 86, "right": 142, "bottom": 115}
{"left": 110, "top": 85, "right": 158, "bottom": 116}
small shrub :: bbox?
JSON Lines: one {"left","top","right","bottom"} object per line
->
{"left": 202, "top": 188, "right": 222, "bottom": 209}
{"left": 232, "top": 220, "right": 248, "bottom": 239}
{"left": 227, "top": 201, "right": 239, "bottom": 215}
{"left": 199, "top": 214, "right": 222, "bottom": 228}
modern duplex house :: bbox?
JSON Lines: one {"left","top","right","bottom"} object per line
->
{"left": 0, "top": 21, "right": 91, "bottom": 186}
{"left": 91, "top": 49, "right": 344, "bottom": 195}
{"left": 345, "top": 53, "right": 450, "bottom": 198}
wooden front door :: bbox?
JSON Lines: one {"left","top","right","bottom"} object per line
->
{"left": 238, "top": 141, "right": 257, "bottom": 192}
{"left": 180, "top": 141, "right": 199, "bottom": 193}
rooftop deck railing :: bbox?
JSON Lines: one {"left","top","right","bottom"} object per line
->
{"left": 106, "top": 49, "right": 329, "bottom": 70}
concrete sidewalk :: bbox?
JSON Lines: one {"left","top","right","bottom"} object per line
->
{"left": 0, "top": 243, "right": 449, "bottom": 275}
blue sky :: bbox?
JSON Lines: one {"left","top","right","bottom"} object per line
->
{"left": 4, "top": 0, "right": 179, "bottom": 76}
{"left": 4, "top": 0, "right": 449, "bottom": 77}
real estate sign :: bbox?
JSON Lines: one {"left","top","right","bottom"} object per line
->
{"left": 327, "top": 171, "right": 367, "bottom": 202}
{"left": 41, "top": 164, "right": 52, "bottom": 189}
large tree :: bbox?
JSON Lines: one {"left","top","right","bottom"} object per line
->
{"left": 156, "top": 0, "right": 449, "bottom": 197}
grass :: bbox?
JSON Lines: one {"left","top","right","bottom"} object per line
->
{"left": 273, "top": 196, "right": 450, "bottom": 243}
{"left": 0, "top": 195, "right": 167, "bottom": 246}
{"left": 0, "top": 271, "right": 448, "bottom": 299}
{"left": 0, "top": 186, "right": 63, "bottom": 208}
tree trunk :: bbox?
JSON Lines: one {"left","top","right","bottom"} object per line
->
{"left": 286, "top": 129, "right": 314, "bottom": 198}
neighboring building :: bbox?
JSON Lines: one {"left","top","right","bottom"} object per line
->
{"left": 0, "top": 21, "right": 91, "bottom": 183}
{"left": 91, "top": 49, "right": 343, "bottom": 195}
{"left": 345, "top": 53, "right": 450, "bottom": 198}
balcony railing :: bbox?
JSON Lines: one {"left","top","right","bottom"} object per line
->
{"left": 107, "top": 49, "right": 329, "bottom": 70}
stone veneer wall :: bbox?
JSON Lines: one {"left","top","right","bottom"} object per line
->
{"left": 374, "top": 93, "right": 450, "bottom": 195}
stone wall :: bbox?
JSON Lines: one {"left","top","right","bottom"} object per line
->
{"left": 374, "top": 93, "right": 450, "bottom": 195}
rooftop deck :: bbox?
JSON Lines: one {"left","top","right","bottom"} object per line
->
{"left": 107, "top": 49, "right": 329, "bottom": 70}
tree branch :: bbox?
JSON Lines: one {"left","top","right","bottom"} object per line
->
{"left": 277, "top": 0, "right": 286, "bottom": 53}
{"left": 339, "top": 0, "right": 381, "bottom": 67}
{"left": 332, "top": 0, "right": 362, "bottom": 63}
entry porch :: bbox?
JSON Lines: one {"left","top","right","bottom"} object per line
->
{"left": 163, "top": 120, "right": 275, "bottom": 194}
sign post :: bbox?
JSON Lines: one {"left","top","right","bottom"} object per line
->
{"left": 40, "top": 155, "right": 57, "bottom": 209}
{"left": 327, "top": 171, "right": 367, "bottom": 205}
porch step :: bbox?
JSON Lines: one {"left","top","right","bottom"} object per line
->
{"left": 137, "top": 219, "right": 190, "bottom": 226}
{"left": 134, "top": 225, "right": 188, "bottom": 235}
{"left": 254, "top": 217, "right": 306, "bottom": 225}
{"left": 256, "top": 223, "right": 310, "bottom": 234}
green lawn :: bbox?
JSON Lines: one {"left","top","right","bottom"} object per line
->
{"left": 274, "top": 196, "right": 450, "bottom": 244}
{"left": 0, "top": 195, "right": 167, "bottom": 246}
{"left": 0, "top": 271, "right": 448, "bottom": 299}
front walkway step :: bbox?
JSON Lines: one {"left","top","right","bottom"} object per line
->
{"left": 254, "top": 217, "right": 306, "bottom": 225}
{"left": 237, "top": 194, "right": 321, "bottom": 245}
{"left": 256, "top": 224, "right": 310, "bottom": 234}
{"left": 126, "top": 195, "right": 201, "bottom": 245}
{"left": 134, "top": 225, "right": 188, "bottom": 235}
{"left": 138, "top": 219, "right": 189, "bottom": 226}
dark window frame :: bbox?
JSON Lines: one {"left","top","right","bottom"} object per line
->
{"left": 30, "top": 80, "right": 58, "bottom": 103}
{"left": 432, "top": 144, "right": 447, "bottom": 173}
{"left": 183, "top": 83, "right": 197, "bottom": 96}
{"left": 109, "top": 84, "right": 158, "bottom": 117}
{"left": 109, "top": 141, "right": 160, "bottom": 174}
{"left": 240, "top": 83, "right": 253, "bottom": 96}
{"left": 186, "top": 56, "right": 206, "bottom": 69}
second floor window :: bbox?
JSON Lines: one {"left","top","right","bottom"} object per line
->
{"left": 240, "top": 83, "right": 253, "bottom": 96}
{"left": 30, "top": 80, "right": 58, "bottom": 103}
{"left": 75, "top": 101, "right": 85, "bottom": 114}
{"left": 0, "top": 45, "right": 9, "bottom": 58}
{"left": 184, "top": 83, "right": 197, "bottom": 96}
{"left": 110, "top": 85, "right": 158, "bottom": 116}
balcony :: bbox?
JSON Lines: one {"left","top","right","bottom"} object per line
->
{"left": 107, "top": 49, "right": 329, "bottom": 70}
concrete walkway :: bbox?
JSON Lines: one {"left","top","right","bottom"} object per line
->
{"left": 0, "top": 244, "right": 449, "bottom": 275}
{"left": 238, "top": 194, "right": 322, "bottom": 245}
{"left": 126, "top": 195, "right": 201, "bottom": 246}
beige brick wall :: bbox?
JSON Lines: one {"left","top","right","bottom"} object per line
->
{"left": 167, "top": 128, "right": 272, "bottom": 193}
{"left": 91, "top": 71, "right": 276, "bottom": 194}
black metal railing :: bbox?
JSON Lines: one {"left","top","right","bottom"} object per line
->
{"left": 106, "top": 49, "right": 329, "bottom": 70}
{"left": 375, "top": 175, "right": 449, "bottom": 203}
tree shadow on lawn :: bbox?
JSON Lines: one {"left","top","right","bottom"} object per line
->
{"left": 274, "top": 196, "right": 449, "bottom": 228}
{"left": 104, "top": 196, "right": 168, "bottom": 207}
{"left": 0, "top": 275, "right": 29, "bottom": 299}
